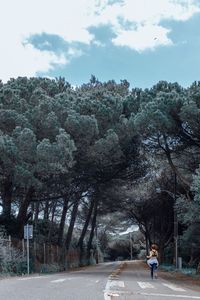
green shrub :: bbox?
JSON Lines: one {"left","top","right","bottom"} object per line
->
{"left": 40, "top": 263, "right": 61, "bottom": 273}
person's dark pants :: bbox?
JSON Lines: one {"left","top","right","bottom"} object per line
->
{"left": 150, "top": 263, "right": 157, "bottom": 279}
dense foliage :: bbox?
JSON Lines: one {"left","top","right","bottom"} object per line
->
{"left": 0, "top": 76, "right": 199, "bottom": 270}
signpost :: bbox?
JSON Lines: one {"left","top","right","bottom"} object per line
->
{"left": 24, "top": 224, "right": 33, "bottom": 274}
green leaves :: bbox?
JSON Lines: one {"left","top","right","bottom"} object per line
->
{"left": 65, "top": 112, "right": 99, "bottom": 147}
{"left": 0, "top": 133, "right": 18, "bottom": 175}
{"left": 90, "top": 129, "right": 123, "bottom": 168}
{"left": 134, "top": 90, "right": 184, "bottom": 136}
{"left": 36, "top": 129, "right": 76, "bottom": 178}
{"left": 0, "top": 110, "right": 30, "bottom": 134}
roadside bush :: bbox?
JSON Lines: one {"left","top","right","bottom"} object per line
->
{"left": 0, "top": 229, "right": 26, "bottom": 275}
{"left": 40, "top": 263, "right": 61, "bottom": 273}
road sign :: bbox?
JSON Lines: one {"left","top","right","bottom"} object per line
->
{"left": 24, "top": 224, "right": 33, "bottom": 239}
{"left": 24, "top": 224, "right": 33, "bottom": 275}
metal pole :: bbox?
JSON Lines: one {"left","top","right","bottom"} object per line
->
{"left": 174, "top": 173, "right": 178, "bottom": 269}
{"left": 130, "top": 232, "right": 133, "bottom": 260}
{"left": 26, "top": 225, "right": 30, "bottom": 274}
{"left": 22, "top": 239, "right": 25, "bottom": 258}
{"left": 95, "top": 226, "right": 99, "bottom": 264}
{"left": 8, "top": 235, "right": 11, "bottom": 260}
{"left": 56, "top": 245, "right": 59, "bottom": 263}
{"left": 44, "top": 243, "right": 46, "bottom": 265}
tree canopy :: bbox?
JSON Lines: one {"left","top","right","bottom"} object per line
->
{"left": 0, "top": 76, "right": 200, "bottom": 270}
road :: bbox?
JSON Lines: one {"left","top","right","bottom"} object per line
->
{"left": 0, "top": 261, "right": 199, "bottom": 300}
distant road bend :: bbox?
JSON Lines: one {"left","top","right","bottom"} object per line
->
{"left": 0, "top": 261, "right": 200, "bottom": 300}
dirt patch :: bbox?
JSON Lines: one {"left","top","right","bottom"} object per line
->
{"left": 158, "top": 268, "right": 200, "bottom": 292}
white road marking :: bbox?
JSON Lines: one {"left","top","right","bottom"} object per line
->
{"left": 18, "top": 276, "right": 48, "bottom": 280}
{"left": 104, "top": 284, "right": 112, "bottom": 300}
{"left": 104, "top": 280, "right": 125, "bottom": 299}
{"left": 51, "top": 278, "right": 66, "bottom": 283}
{"left": 162, "top": 283, "right": 186, "bottom": 292}
{"left": 109, "top": 281, "right": 125, "bottom": 288}
{"left": 109, "top": 275, "right": 119, "bottom": 279}
{"left": 139, "top": 292, "right": 200, "bottom": 299}
{"left": 137, "top": 281, "right": 155, "bottom": 289}
{"left": 107, "top": 292, "right": 120, "bottom": 297}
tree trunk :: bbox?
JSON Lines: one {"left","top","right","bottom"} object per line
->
{"left": 87, "top": 198, "right": 98, "bottom": 262}
{"left": 77, "top": 197, "right": 95, "bottom": 265}
{"left": 65, "top": 198, "right": 79, "bottom": 251}
{"left": 34, "top": 201, "right": 40, "bottom": 230}
{"left": 197, "top": 262, "right": 200, "bottom": 274}
{"left": 2, "top": 179, "right": 13, "bottom": 219}
{"left": 57, "top": 198, "right": 69, "bottom": 246}
{"left": 17, "top": 187, "right": 34, "bottom": 237}
{"left": 44, "top": 201, "right": 49, "bottom": 220}
{"left": 145, "top": 231, "right": 150, "bottom": 257}
{"left": 47, "top": 201, "right": 57, "bottom": 242}
{"left": 162, "top": 134, "right": 190, "bottom": 189}
{"left": 51, "top": 201, "right": 57, "bottom": 223}
{"left": 158, "top": 242, "right": 165, "bottom": 264}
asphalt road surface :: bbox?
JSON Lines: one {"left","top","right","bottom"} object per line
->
{"left": 0, "top": 261, "right": 199, "bottom": 300}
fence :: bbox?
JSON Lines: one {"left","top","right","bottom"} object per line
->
{"left": 0, "top": 236, "right": 80, "bottom": 274}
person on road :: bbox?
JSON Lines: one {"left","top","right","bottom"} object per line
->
{"left": 147, "top": 244, "right": 159, "bottom": 279}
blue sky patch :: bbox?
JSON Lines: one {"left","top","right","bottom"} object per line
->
{"left": 1, "top": 0, "right": 200, "bottom": 87}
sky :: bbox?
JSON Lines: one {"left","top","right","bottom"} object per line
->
{"left": 1, "top": 0, "right": 200, "bottom": 89}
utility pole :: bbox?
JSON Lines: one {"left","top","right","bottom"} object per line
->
{"left": 130, "top": 232, "right": 133, "bottom": 260}
{"left": 95, "top": 225, "right": 99, "bottom": 264}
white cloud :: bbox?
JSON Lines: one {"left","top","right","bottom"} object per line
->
{"left": 0, "top": 0, "right": 199, "bottom": 81}
{"left": 0, "top": 36, "right": 67, "bottom": 82}
{"left": 93, "top": 0, "right": 200, "bottom": 50}
{"left": 0, "top": 0, "right": 96, "bottom": 82}
{"left": 112, "top": 23, "right": 173, "bottom": 51}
